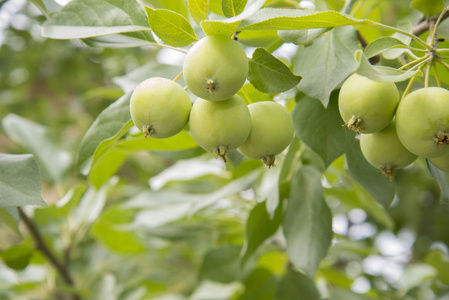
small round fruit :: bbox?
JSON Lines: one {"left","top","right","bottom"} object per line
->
{"left": 339, "top": 73, "right": 399, "bottom": 133}
{"left": 189, "top": 95, "right": 251, "bottom": 161}
{"left": 238, "top": 101, "right": 294, "bottom": 167}
{"left": 430, "top": 155, "right": 449, "bottom": 172}
{"left": 183, "top": 35, "right": 248, "bottom": 101}
{"left": 396, "top": 87, "right": 449, "bottom": 158}
{"left": 130, "top": 77, "right": 191, "bottom": 139}
{"left": 360, "top": 120, "right": 417, "bottom": 179}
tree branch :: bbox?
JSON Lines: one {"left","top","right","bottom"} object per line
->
{"left": 413, "top": 11, "right": 449, "bottom": 37}
{"left": 18, "top": 208, "right": 81, "bottom": 300}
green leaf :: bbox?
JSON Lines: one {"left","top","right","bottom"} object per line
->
{"left": 241, "top": 201, "right": 282, "bottom": 266}
{"left": 222, "top": 0, "right": 247, "bottom": 17}
{"left": 0, "top": 245, "right": 34, "bottom": 270}
{"left": 283, "top": 166, "right": 332, "bottom": 276}
{"left": 397, "top": 263, "right": 437, "bottom": 295}
{"left": 278, "top": 269, "right": 320, "bottom": 300}
{"left": 42, "top": 0, "right": 153, "bottom": 40}
{"left": 427, "top": 159, "right": 449, "bottom": 204}
{"left": 411, "top": 0, "right": 444, "bottom": 17}
{"left": 238, "top": 8, "right": 363, "bottom": 31}
{"left": 248, "top": 48, "right": 301, "bottom": 94}
{"left": 2, "top": 114, "right": 73, "bottom": 183}
{"left": 200, "top": 0, "right": 266, "bottom": 37}
{"left": 82, "top": 31, "right": 156, "bottom": 48}
{"left": 356, "top": 50, "right": 420, "bottom": 82}
{"left": 240, "top": 268, "right": 278, "bottom": 300}
{"left": 364, "top": 37, "right": 410, "bottom": 58}
{"left": 91, "top": 206, "right": 145, "bottom": 253}
{"left": 293, "top": 26, "right": 359, "bottom": 107}
{"left": 0, "top": 208, "right": 21, "bottom": 236}
{"left": 90, "top": 130, "right": 199, "bottom": 188}
{"left": 345, "top": 140, "right": 395, "bottom": 207}
{"left": 146, "top": 0, "right": 189, "bottom": 18}
{"left": 292, "top": 94, "right": 355, "bottom": 167}
{"left": 188, "top": 0, "right": 210, "bottom": 25}
{"left": 76, "top": 93, "right": 131, "bottom": 171}
{"left": 146, "top": 7, "right": 198, "bottom": 47}
{"left": 0, "top": 154, "right": 46, "bottom": 208}
{"left": 278, "top": 28, "right": 329, "bottom": 46}
{"left": 425, "top": 250, "right": 449, "bottom": 285}
{"left": 199, "top": 245, "right": 242, "bottom": 283}
{"left": 330, "top": 287, "right": 372, "bottom": 300}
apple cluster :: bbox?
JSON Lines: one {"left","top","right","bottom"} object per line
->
{"left": 129, "top": 35, "right": 294, "bottom": 167}
{"left": 339, "top": 73, "right": 449, "bottom": 178}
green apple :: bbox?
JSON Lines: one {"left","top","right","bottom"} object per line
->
{"left": 189, "top": 95, "right": 251, "bottom": 161}
{"left": 339, "top": 73, "right": 399, "bottom": 133}
{"left": 396, "top": 87, "right": 449, "bottom": 158}
{"left": 183, "top": 35, "right": 248, "bottom": 101}
{"left": 130, "top": 77, "right": 191, "bottom": 138}
{"left": 238, "top": 101, "right": 294, "bottom": 167}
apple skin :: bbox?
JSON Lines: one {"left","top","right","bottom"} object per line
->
{"left": 396, "top": 87, "right": 449, "bottom": 158}
{"left": 130, "top": 77, "right": 191, "bottom": 139}
{"left": 238, "top": 101, "right": 294, "bottom": 167}
{"left": 360, "top": 120, "right": 417, "bottom": 178}
{"left": 339, "top": 73, "right": 399, "bottom": 133}
{"left": 189, "top": 95, "right": 251, "bottom": 161}
{"left": 430, "top": 155, "right": 449, "bottom": 172}
{"left": 183, "top": 35, "right": 248, "bottom": 101}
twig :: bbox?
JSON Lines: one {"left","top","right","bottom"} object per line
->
{"left": 18, "top": 208, "right": 81, "bottom": 300}
{"left": 413, "top": 10, "right": 449, "bottom": 37}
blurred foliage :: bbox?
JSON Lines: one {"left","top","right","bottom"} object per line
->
{"left": 1, "top": 0, "right": 449, "bottom": 300}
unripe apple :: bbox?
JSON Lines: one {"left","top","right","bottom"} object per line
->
{"left": 238, "top": 101, "right": 294, "bottom": 167}
{"left": 396, "top": 87, "right": 449, "bottom": 158}
{"left": 360, "top": 120, "right": 417, "bottom": 179}
{"left": 339, "top": 73, "right": 399, "bottom": 133}
{"left": 130, "top": 77, "right": 191, "bottom": 138}
{"left": 189, "top": 95, "right": 251, "bottom": 161}
{"left": 183, "top": 35, "right": 248, "bottom": 101}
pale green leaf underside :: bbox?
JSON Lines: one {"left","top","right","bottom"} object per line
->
{"left": 248, "top": 47, "right": 301, "bottom": 94}
{"left": 42, "top": 0, "right": 152, "bottom": 39}
{"left": 0, "top": 154, "right": 46, "bottom": 208}
{"left": 146, "top": 7, "right": 198, "bottom": 47}
{"left": 364, "top": 36, "right": 410, "bottom": 58}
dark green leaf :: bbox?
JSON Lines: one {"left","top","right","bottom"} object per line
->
{"left": 2, "top": 114, "right": 73, "bottom": 183}
{"left": 199, "top": 245, "right": 242, "bottom": 283}
{"left": 76, "top": 93, "right": 131, "bottom": 171}
{"left": 283, "top": 166, "right": 332, "bottom": 276}
{"left": 241, "top": 201, "right": 282, "bottom": 265}
{"left": 425, "top": 250, "right": 449, "bottom": 285}
{"left": 278, "top": 269, "right": 320, "bottom": 300}
{"left": 0, "top": 245, "right": 34, "bottom": 270}
{"left": 411, "top": 0, "right": 444, "bottom": 17}
{"left": 146, "top": 7, "right": 198, "bottom": 47}
{"left": 293, "top": 26, "right": 359, "bottom": 107}
{"left": 222, "top": 0, "right": 247, "bottom": 17}
{"left": 248, "top": 48, "right": 301, "bottom": 94}
{"left": 292, "top": 94, "right": 355, "bottom": 167}
{"left": 239, "top": 268, "right": 278, "bottom": 300}
{"left": 42, "top": 0, "right": 152, "bottom": 40}
{"left": 0, "top": 154, "right": 46, "bottom": 207}
{"left": 188, "top": 0, "right": 210, "bottom": 24}
{"left": 345, "top": 140, "right": 395, "bottom": 207}
{"left": 427, "top": 159, "right": 449, "bottom": 204}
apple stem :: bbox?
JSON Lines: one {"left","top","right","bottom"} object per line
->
{"left": 214, "top": 145, "right": 228, "bottom": 162}
{"left": 262, "top": 155, "right": 276, "bottom": 168}
{"left": 143, "top": 125, "right": 154, "bottom": 138}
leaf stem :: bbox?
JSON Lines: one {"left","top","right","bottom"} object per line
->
{"left": 398, "top": 55, "right": 428, "bottom": 70}
{"left": 437, "top": 58, "right": 449, "bottom": 72}
{"left": 241, "top": 86, "right": 253, "bottom": 104}
{"left": 173, "top": 71, "right": 183, "bottom": 82}
{"left": 400, "top": 64, "right": 424, "bottom": 101}
{"left": 433, "top": 64, "right": 441, "bottom": 87}
{"left": 431, "top": 6, "right": 449, "bottom": 47}
{"left": 18, "top": 208, "right": 81, "bottom": 300}
{"left": 149, "top": 43, "right": 188, "bottom": 54}
{"left": 424, "top": 64, "right": 431, "bottom": 88}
